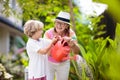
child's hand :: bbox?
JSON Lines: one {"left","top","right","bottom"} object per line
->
{"left": 52, "top": 37, "right": 58, "bottom": 44}
{"left": 54, "top": 35, "right": 61, "bottom": 40}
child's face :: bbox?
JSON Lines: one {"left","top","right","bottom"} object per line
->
{"left": 33, "top": 28, "right": 43, "bottom": 39}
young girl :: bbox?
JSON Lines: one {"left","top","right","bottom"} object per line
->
{"left": 24, "top": 20, "right": 57, "bottom": 80}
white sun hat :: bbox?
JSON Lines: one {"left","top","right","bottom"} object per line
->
{"left": 56, "top": 11, "right": 71, "bottom": 25}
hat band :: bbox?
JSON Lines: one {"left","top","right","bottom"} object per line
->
{"left": 56, "top": 17, "right": 70, "bottom": 23}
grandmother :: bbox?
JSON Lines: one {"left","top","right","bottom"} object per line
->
{"left": 44, "top": 11, "right": 80, "bottom": 80}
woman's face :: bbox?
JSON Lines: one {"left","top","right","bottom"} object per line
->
{"left": 55, "top": 20, "right": 68, "bottom": 33}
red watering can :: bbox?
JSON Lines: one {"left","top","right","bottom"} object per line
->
{"left": 50, "top": 39, "right": 70, "bottom": 62}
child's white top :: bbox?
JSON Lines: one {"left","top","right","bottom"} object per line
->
{"left": 26, "top": 38, "right": 51, "bottom": 79}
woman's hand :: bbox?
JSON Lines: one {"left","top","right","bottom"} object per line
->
{"left": 62, "top": 36, "right": 80, "bottom": 54}
{"left": 69, "top": 39, "right": 75, "bottom": 47}
{"left": 63, "top": 36, "right": 75, "bottom": 47}
{"left": 62, "top": 36, "right": 71, "bottom": 42}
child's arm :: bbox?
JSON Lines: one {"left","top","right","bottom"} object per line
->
{"left": 37, "top": 38, "right": 57, "bottom": 54}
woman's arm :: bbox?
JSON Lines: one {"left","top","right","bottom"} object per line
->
{"left": 69, "top": 39, "right": 80, "bottom": 54}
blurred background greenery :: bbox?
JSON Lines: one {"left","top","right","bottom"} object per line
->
{"left": 0, "top": 0, "right": 120, "bottom": 80}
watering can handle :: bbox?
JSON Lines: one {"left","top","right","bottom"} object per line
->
{"left": 61, "top": 39, "right": 69, "bottom": 46}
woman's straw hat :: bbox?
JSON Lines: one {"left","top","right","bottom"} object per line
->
{"left": 56, "top": 11, "right": 70, "bottom": 25}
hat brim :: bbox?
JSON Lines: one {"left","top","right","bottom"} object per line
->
{"left": 55, "top": 19, "right": 71, "bottom": 25}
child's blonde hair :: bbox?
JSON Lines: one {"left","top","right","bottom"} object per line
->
{"left": 24, "top": 20, "right": 44, "bottom": 37}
